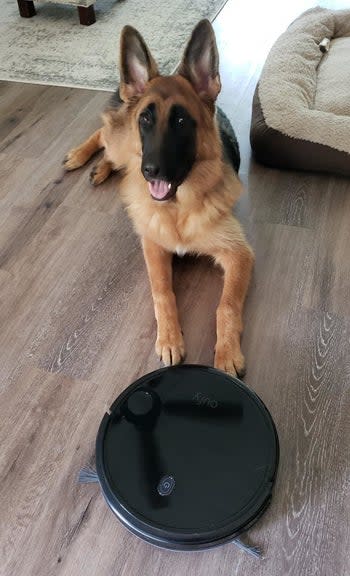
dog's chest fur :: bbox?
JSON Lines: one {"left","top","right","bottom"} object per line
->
{"left": 121, "top": 168, "right": 241, "bottom": 256}
{"left": 127, "top": 195, "right": 205, "bottom": 253}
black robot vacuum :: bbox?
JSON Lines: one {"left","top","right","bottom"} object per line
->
{"left": 80, "top": 365, "right": 279, "bottom": 554}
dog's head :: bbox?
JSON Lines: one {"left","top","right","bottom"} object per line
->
{"left": 118, "top": 20, "right": 221, "bottom": 201}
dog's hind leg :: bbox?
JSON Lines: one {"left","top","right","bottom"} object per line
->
{"left": 64, "top": 129, "right": 103, "bottom": 171}
{"left": 89, "top": 157, "right": 114, "bottom": 186}
{"left": 142, "top": 237, "right": 185, "bottom": 366}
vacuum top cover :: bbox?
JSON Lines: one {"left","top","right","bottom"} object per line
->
{"left": 96, "top": 365, "right": 279, "bottom": 550}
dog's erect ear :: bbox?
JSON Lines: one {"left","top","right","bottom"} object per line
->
{"left": 178, "top": 19, "right": 221, "bottom": 101}
{"left": 119, "top": 26, "right": 159, "bottom": 101}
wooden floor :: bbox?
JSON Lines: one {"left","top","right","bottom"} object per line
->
{"left": 1, "top": 1, "right": 349, "bottom": 575}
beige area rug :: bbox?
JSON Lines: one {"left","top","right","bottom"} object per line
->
{"left": 0, "top": 0, "right": 226, "bottom": 91}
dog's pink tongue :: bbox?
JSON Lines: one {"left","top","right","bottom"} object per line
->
{"left": 148, "top": 180, "right": 170, "bottom": 200}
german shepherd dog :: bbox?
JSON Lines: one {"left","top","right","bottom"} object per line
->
{"left": 64, "top": 20, "right": 254, "bottom": 377}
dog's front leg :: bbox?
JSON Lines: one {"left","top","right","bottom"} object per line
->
{"left": 213, "top": 244, "right": 254, "bottom": 377}
{"left": 142, "top": 237, "right": 185, "bottom": 366}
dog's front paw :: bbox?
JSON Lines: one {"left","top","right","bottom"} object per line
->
{"left": 214, "top": 343, "right": 245, "bottom": 378}
{"left": 156, "top": 331, "right": 185, "bottom": 367}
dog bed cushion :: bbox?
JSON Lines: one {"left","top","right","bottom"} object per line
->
{"left": 250, "top": 7, "right": 350, "bottom": 176}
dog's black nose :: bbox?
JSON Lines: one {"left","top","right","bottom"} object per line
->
{"left": 143, "top": 164, "right": 160, "bottom": 179}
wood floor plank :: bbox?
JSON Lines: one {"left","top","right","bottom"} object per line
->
{"left": 0, "top": 203, "right": 144, "bottom": 386}
{"left": 241, "top": 164, "right": 332, "bottom": 230}
{"left": 0, "top": 85, "right": 104, "bottom": 159}
{"left": 0, "top": 366, "right": 106, "bottom": 576}
{"left": 0, "top": 83, "right": 48, "bottom": 141}
{"left": 303, "top": 176, "right": 350, "bottom": 317}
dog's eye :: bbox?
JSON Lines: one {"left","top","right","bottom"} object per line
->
{"left": 140, "top": 112, "right": 152, "bottom": 125}
{"left": 177, "top": 117, "right": 184, "bottom": 126}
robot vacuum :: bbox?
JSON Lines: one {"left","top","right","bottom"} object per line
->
{"left": 92, "top": 365, "right": 279, "bottom": 552}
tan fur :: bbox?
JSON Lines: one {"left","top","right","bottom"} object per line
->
{"left": 142, "top": 236, "right": 185, "bottom": 365}
{"left": 64, "top": 32, "right": 254, "bottom": 376}
{"left": 64, "top": 129, "right": 103, "bottom": 170}
{"left": 90, "top": 157, "right": 114, "bottom": 186}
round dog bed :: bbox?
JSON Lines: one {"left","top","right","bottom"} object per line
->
{"left": 250, "top": 7, "right": 350, "bottom": 176}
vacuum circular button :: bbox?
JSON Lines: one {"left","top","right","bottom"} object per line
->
{"left": 157, "top": 475, "right": 176, "bottom": 496}
{"left": 127, "top": 390, "right": 154, "bottom": 416}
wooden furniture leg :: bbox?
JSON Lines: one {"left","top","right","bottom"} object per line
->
{"left": 78, "top": 5, "right": 96, "bottom": 25}
{"left": 17, "top": 0, "right": 36, "bottom": 18}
